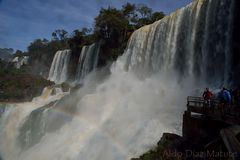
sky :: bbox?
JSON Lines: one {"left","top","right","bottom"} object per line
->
{"left": 0, "top": 0, "right": 192, "bottom": 51}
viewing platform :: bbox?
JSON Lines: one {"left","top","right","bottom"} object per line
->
{"left": 186, "top": 96, "right": 240, "bottom": 125}
{"left": 183, "top": 96, "right": 240, "bottom": 160}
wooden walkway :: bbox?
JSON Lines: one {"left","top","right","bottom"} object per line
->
{"left": 187, "top": 96, "right": 240, "bottom": 125}
{"left": 187, "top": 96, "right": 240, "bottom": 159}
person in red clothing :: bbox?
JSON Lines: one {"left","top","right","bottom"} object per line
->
{"left": 203, "top": 88, "right": 213, "bottom": 107}
{"left": 203, "top": 88, "right": 213, "bottom": 100}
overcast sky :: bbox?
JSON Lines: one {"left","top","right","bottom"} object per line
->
{"left": 0, "top": 0, "right": 192, "bottom": 51}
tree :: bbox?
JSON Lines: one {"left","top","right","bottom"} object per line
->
{"left": 122, "top": 3, "right": 137, "bottom": 22}
{"left": 18, "top": 3, "right": 165, "bottom": 76}
{"left": 134, "top": 4, "right": 153, "bottom": 27}
{"left": 94, "top": 7, "right": 128, "bottom": 46}
{"left": 137, "top": 4, "right": 152, "bottom": 19}
{"left": 15, "top": 50, "right": 23, "bottom": 57}
{"left": 68, "top": 29, "right": 84, "bottom": 52}
{"left": 81, "top": 27, "right": 92, "bottom": 36}
{"left": 28, "top": 39, "right": 45, "bottom": 53}
{"left": 52, "top": 29, "right": 68, "bottom": 41}
{"left": 27, "top": 38, "right": 68, "bottom": 75}
{"left": 151, "top": 11, "right": 165, "bottom": 22}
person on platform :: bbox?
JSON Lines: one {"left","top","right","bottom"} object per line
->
{"left": 218, "top": 87, "right": 232, "bottom": 115}
{"left": 202, "top": 88, "right": 213, "bottom": 107}
{"left": 222, "top": 87, "right": 232, "bottom": 105}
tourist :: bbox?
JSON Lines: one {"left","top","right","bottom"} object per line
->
{"left": 202, "top": 88, "right": 213, "bottom": 107}
{"left": 222, "top": 87, "right": 232, "bottom": 105}
{"left": 218, "top": 87, "right": 232, "bottom": 115}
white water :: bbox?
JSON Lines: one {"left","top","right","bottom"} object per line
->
{"left": 12, "top": 56, "right": 29, "bottom": 69}
{"left": 76, "top": 42, "right": 100, "bottom": 83}
{"left": 0, "top": 0, "right": 236, "bottom": 159}
{"left": 0, "top": 87, "right": 68, "bottom": 160}
{"left": 0, "top": 69, "right": 187, "bottom": 160}
{"left": 48, "top": 50, "right": 71, "bottom": 84}
{"left": 124, "top": 0, "right": 234, "bottom": 86}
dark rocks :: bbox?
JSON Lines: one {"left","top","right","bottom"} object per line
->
{"left": 182, "top": 111, "right": 230, "bottom": 146}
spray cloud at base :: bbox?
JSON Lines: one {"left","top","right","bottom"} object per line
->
{"left": 0, "top": 64, "right": 191, "bottom": 160}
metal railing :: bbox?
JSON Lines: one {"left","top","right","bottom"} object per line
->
{"left": 187, "top": 96, "right": 221, "bottom": 114}
{"left": 187, "top": 96, "right": 220, "bottom": 108}
{"left": 187, "top": 96, "right": 240, "bottom": 124}
{"left": 187, "top": 96, "right": 205, "bottom": 108}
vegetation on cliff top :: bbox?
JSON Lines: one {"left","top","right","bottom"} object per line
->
{"left": 0, "top": 48, "right": 13, "bottom": 61}
{"left": 0, "top": 3, "right": 165, "bottom": 101}
{"left": 0, "top": 60, "right": 53, "bottom": 102}
{"left": 19, "top": 3, "right": 165, "bottom": 77}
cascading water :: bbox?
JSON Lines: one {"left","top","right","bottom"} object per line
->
{"left": 75, "top": 42, "right": 100, "bottom": 83}
{"left": 48, "top": 50, "right": 71, "bottom": 84}
{"left": 0, "top": 0, "right": 237, "bottom": 159}
{"left": 0, "top": 87, "right": 68, "bottom": 160}
{"left": 124, "top": 0, "right": 235, "bottom": 86}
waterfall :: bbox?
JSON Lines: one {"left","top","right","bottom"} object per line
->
{"left": 76, "top": 43, "right": 100, "bottom": 83}
{"left": 0, "top": 0, "right": 237, "bottom": 160}
{"left": 124, "top": 0, "right": 235, "bottom": 86}
{"left": 48, "top": 50, "right": 71, "bottom": 84}
{"left": 0, "top": 87, "right": 68, "bottom": 160}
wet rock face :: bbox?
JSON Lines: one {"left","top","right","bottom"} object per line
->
{"left": 182, "top": 111, "right": 230, "bottom": 147}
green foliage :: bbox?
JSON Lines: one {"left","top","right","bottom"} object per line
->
{"left": 94, "top": 3, "right": 165, "bottom": 44}
{"left": 130, "top": 4, "right": 165, "bottom": 27}
{"left": 137, "top": 4, "right": 153, "bottom": 19}
{"left": 25, "top": 3, "right": 165, "bottom": 66}
{"left": 0, "top": 48, "right": 13, "bottom": 61}
{"left": 68, "top": 30, "right": 84, "bottom": 52}
{"left": 14, "top": 50, "right": 24, "bottom": 56}
{"left": 94, "top": 7, "right": 129, "bottom": 45}
{"left": 0, "top": 3, "right": 166, "bottom": 102}
{"left": 27, "top": 38, "right": 69, "bottom": 75}
{"left": 122, "top": 3, "right": 136, "bottom": 19}
{"left": 151, "top": 12, "right": 165, "bottom": 22}
{"left": 0, "top": 59, "right": 26, "bottom": 76}
{"left": 66, "top": 28, "right": 96, "bottom": 79}
{"left": 52, "top": 29, "right": 68, "bottom": 41}
{"left": 13, "top": 3, "right": 165, "bottom": 77}
{"left": 81, "top": 27, "right": 92, "bottom": 36}
{"left": 0, "top": 57, "right": 54, "bottom": 102}
{"left": 68, "top": 28, "right": 94, "bottom": 53}
{"left": 93, "top": 3, "right": 165, "bottom": 64}
{"left": 0, "top": 73, "right": 53, "bottom": 102}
